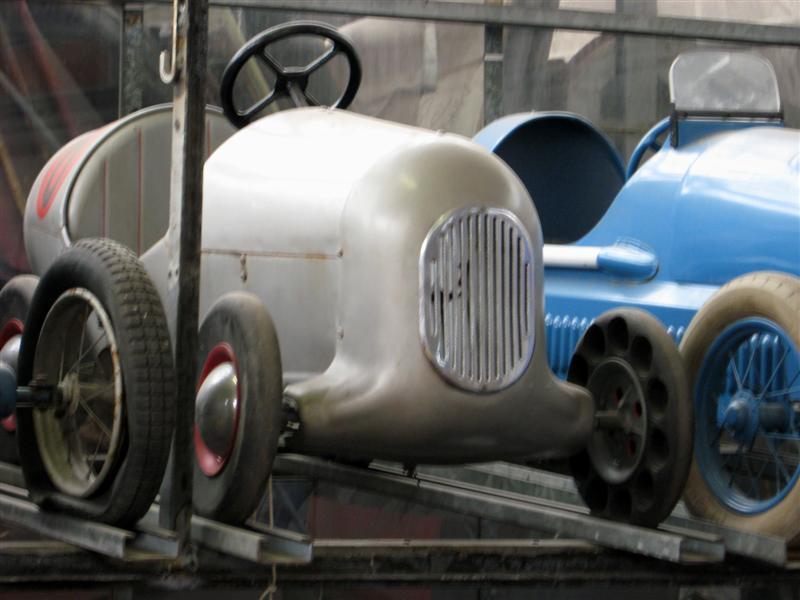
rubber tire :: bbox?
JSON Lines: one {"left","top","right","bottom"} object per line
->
{"left": 193, "top": 292, "right": 283, "bottom": 525}
{"left": 16, "top": 239, "right": 175, "bottom": 527}
{"left": 568, "top": 308, "right": 692, "bottom": 528}
{"left": 681, "top": 271, "right": 800, "bottom": 542}
{"left": 0, "top": 275, "right": 38, "bottom": 464}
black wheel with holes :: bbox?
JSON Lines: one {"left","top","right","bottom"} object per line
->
{"left": 193, "top": 292, "right": 283, "bottom": 525}
{"left": 568, "top": 308, "right": 692, "bottom": 527}
{"left": 16, "top": 238, "right": 175, "bottom": 527}
{"left": 0, "top": 275, "right": 39, "bottom": 463}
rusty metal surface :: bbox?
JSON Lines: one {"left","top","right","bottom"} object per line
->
{"left": 199, "top": 0, "right": 800, "bottom": 47}
{"left": 158, "top": 0, "right": 208, "bottom": 559}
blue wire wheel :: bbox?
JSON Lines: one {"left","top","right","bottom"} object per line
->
{"left": 682, "top": 272, "right": 800, "bottom": 540}
{"left": 694, "top": 318, "right": 800, "bottom": 513}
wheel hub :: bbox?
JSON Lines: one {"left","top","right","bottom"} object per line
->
{"left": 0, "top": 334, "right": 20, "bottom": 370}
{"left": 58, "top": 372, "right": 82, "bottom": 416}
{"left": 195, "top": 343, "right": 240, "bottom": 477}
{"left": 718, "top": 389, "right": 792, "bottom": 447}
{"left": 718, "top": 390, "right": 758, "bottom": 445}
{"left": 196, "top": 362, "right": 238, "bottom": 457}
{"left": 0, "top": 320, "right": 23, "bottom": 431}
{"left": 587, "top": 357, "right": 648, "bottom": 485}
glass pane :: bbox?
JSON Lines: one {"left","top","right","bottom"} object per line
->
{"left": 670, "top": 50, "right": 781, "bottom": 113}
{"left": 1, "top": 1, "right": 798, "bottom": 287}
{"left": 0, "top": 2, "right": 120, "bottom": 281}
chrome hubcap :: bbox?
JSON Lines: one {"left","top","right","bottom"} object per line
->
{"left": 0, "top": 334, "right": 21, "bottom": 371}
{"left": 196, "top": 361, "right": 239, "bottom": 458}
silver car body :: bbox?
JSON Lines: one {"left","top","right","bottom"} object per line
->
{"left": 24, "top": 105, "right": 594, "bottom": 464}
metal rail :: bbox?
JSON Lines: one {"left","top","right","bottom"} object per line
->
{"left": 195, "top": 0, "right": 800, "bottom": 47}
{"left": 0, "top": 468, "right": 311, "bottom": 565}
{"left": 141, "top": 507, "right": 313, "bottom": 565}
{"left": 274, "top": 454, "right": 725, "bottom": 564}
{"left": 0, "top": 484, "right": 179, "bottom": 561}
{"left": 420, "top": 462, "right": 788, "bottom": 566}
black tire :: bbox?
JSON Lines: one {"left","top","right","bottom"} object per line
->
{"left": 16, "top": 239, "right": 175, "bottom": 527}
{"left": 568, "top": 308, "right": 692, "bottom": 527}
{"left": 681, "top": 271, "right": 800, "bottom": 542}
{"left": 0, "top": 275, "right": 39, "bottom": 464}
{"left": 193, "top": 292, "right": 283, "bottom": 524}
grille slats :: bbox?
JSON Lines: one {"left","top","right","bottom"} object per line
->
{"left": 486, "top": 215, "right": 498, "bottom": 380}
{"left": 421, "top": 208, "right": 535, "bottom": 392}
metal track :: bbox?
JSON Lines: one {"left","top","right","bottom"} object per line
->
{"left": 140, "top": 506, "right": 312, "bottom": 565}
{"left": 419, "top": 462, "right": 788, "bottom": 566}
{"left": 0, "top": 466, "right": 311, "bottom": 565}
{"left": 0, "top": 482, "right": 178, "bottom": 561}
{"left": 274, "top": 454, "right": 725, "bottom": 564}
{"left": 0, "top": 455, "right": 784, "bottom": 567}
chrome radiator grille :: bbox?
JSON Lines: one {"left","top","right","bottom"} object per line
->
{"left": 420, "top": 207, "right": 535, "bottom": 392}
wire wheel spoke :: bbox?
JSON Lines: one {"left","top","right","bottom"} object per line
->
{"left": 764, "top": 368, "right": 800, "bottom": 399}
{"left": 741, "top": 453, "right": 759, "bottom": 497}
{"left": 764, "top": 436, "right": 792, "bottom": 487}
{"left": 64, "top": 327, "right": 108, "bottom": 381}
{"left": 728, "top": 350, "right": 743, "bottom": 390}
{"left": 727, "top": 445, "right": 745, "bottom": 488}
{"left": 32, "top": 288, "right": 123, "bottom": 498}
{"left": 82, "top": 381, "right": 115, "bottom": 405}
{"left": 77, "top": 397, "right": 112, "bottom": 440}
{"left": 741, "top": 337, "right": 758, "bottom": 386}
{"left": 758, "top": 348, "right": 790, "bottom": 400}
{"left": 749, "top": 454, "right": 770, "bottom": 499}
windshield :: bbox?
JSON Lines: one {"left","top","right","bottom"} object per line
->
{"left": 669, "top": 50, "right": 781, "bottom": 114}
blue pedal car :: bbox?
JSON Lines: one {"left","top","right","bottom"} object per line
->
{"left": 476, "top": 50, "right": 800, "bottom": 541}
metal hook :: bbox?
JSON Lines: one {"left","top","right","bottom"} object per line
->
{"left": 159, "top": 0, "right": 180, "bottom": 84}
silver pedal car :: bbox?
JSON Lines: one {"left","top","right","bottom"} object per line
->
{"left": 0, "top": 22, "right": 691, "bottom": 529}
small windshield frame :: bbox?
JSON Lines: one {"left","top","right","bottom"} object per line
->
{"left": 669, "top": 51, "right": 781, "bottom": 116}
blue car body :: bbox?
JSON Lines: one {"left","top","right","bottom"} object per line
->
{"left": 475, "top": 51, "right": 800, "bottom": 532}
{"left": 475, "top": 112, "right": 799, "bottom": 379}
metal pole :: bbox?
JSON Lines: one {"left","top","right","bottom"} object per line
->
{"left": 119, "top": 5, "right": 145, "bottom": 118}
{"left": 483, "top": 0, "right": 503, "bottom": 127}
{"left": 195, "top": 0, "right": 800, "bottom": 47}
{"left": 158, "top": 0, "right": 209, "bottom": 561}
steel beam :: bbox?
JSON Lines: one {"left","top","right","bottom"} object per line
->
{"left": 119, "top": 5, "right": 146, "bottom": 117}
{"left": 159, "top": 0, "right": 209, "bottom": 560}
{"left": 141, "top": 507, "right": 313, "bottom": 564}
{"left": 0, "top": 487, "right": 178, "bottom": 561}
{"left": 274, "top": 454, "right": 724, "bottom": 564}
{"left": 0, "top": 462, "right": 24, "bottom": 488}
{"left": 193, "top": 0, "right": 800, "bottom": 47}
{"left": 421, "top": 461, "right": 788, "bottom": 566}
{"left": 483, "top": 18, "right": 503, "bottom": 127}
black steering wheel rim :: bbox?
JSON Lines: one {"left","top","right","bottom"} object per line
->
{"left": 220, "top": 21, "right": 362, "bottom": 129}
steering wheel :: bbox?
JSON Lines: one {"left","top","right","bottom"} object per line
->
{"left": 220, "top": 21, "right": 362, "bottom": 129}
{"left": 625, "top": 117, "right": 670, "bottom": 180}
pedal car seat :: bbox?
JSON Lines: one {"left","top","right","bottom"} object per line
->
{"left": 474, "top": 112, "right": 625, "bottom": 244}
{"left": 24, "top": 105, "right": 235, "bottom": 275}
